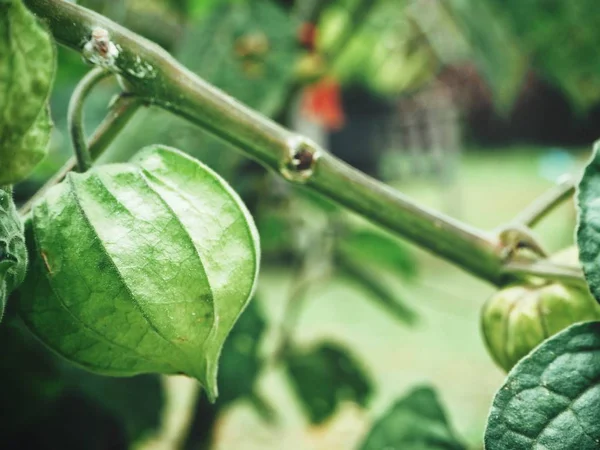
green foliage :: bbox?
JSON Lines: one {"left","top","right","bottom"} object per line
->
{"left": 64, "top": 370, "right": 164, "bottom": 443}
{"left": 17, "top": 145, "right": 259, "bottom": 401}
{"left": 187, "top": 0, "right": 242, "bottom": 19}
{"left": 0, "top": 317, "right": 65, "bottom": 434}
{"left": 485, "top": 321, "right": 600, "bottom": 449}
{"left": 284, "top": 341, "right": 372, "bottom": 425}
{"left": 359, "top": 386, "right": 466, "bottom": 450}
{"left": 216, "top": 299, "right": 267, "bottom": 407}
{"left": 334, "top": 225, "right": 418, "bottom": 325}
{"left": 0, "top": 316, "right": 163, "bottom": 448}
{"left": 577, "top": 142, "right": 600, "bottom": 303}
{"left": 0, "top": 0, "right": 55, "bottom": 185}
{"left": 445, "top": 0, "right": 527, "bottom": 113}
{"left": 487, "top": 0, "right": 600, "bottom": 110}
{"left": 178, "top": 0, "right": 299, "bottom": 118}
{"left": 481, "top": 281, "right": 600, "bottom": 372}
{"left": 335, "top": 255, "right": 418, "bottom": 326}
{"left": 451, "top": 0, "right": 600, "bottom": 110}
{"left": 337, "top": 228, "right": 418, "bottom": 280}
{"left": 319, "top": 0, "right": 439, "bottom": 95}
{"left": 0, "top": 187, "right": 27, "bottom": 321}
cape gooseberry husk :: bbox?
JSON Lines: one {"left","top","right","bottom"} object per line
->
{"left": 481, "top": 247, "right": 600, "bottom": 372}
{"left": 17, "top": 145, "right": 260, "bottom": 401}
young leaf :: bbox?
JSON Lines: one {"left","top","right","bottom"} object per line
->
{"left": 17, "top": 145, "right": 260, "bottom": 402}
{"left": 485, "top": 321, "right": 600, "bottom": 449}
{"left": 0, "top": 0, "right": 55, "bottom": 184}
{"left": 359, "top": 386, "right": 466, "bottom": 450}
{"left": 335, "top": 254, "right": 418, "bottom": 326}
{"left": 0, "top": 187, "right": 27, "bottom": 321}
{"left": 577, "top": 141, "right": 600, "bottom": 304}
{"left": 284, "top": 341, "right": 373, "bottom": 425}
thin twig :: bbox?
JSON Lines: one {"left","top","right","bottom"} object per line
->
{"left": 512, "top": 176, "right": 576, "bottom": 227}
{"left": 19, "top": 94, "right": 142, "bottom": 215}
{"left": 68, "top": 67, "right": 111, "bottom": 172}
{"left": 502, "top": 258, "right": 586, "bottom": 288}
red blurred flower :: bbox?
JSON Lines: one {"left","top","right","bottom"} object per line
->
{"left": 301, "top": 77, "right": 345, "bottom": 130}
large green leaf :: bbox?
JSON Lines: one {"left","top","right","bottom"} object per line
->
{"left": 17, "top": 145, "right": 260, "bottom": 401}
{"left": 359, "top": 386, "right": 466, "bottom": 450}
{"left": 0, "top": 187, "right": 27, "bottom": 320}
{"left": 0, "top": 0, "right": 55, "bottom": 184}
{"left": 284, "top": 341, "right": 372, "bottom": 425}
{"left": 577, "top": 142, "right": 600, "bottom": 303}
{"left": 485, "top": 321, "right": 600, "bottom": 449}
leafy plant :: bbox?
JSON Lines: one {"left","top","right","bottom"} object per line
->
{"left": 359, "top": 386, "right": 466, "bottom": 450}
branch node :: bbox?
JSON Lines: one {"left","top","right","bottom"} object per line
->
{"left": 83, "top": 27, "right": 119, "bottom": 69}
{"left": 280, "top": 136, "right": 321, "bottom": 183}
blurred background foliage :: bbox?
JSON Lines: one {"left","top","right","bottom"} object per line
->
{"left": 4, "top": 0, "right": 600, "bottom": 448}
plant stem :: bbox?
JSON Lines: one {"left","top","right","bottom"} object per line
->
{"left": 19, "top": 93, "right": 142, "bottom": 215}
{"left": 512, "top": 176, "right": 576, "bottom": 227}
{"left": 502, "top": 259, "right": 587, "bottom": 288}
{"left": 68, "top": 67, "right": 111, "bottom": 172}
{"left": 24, "top": 0, "right": 579, "bottom": 287}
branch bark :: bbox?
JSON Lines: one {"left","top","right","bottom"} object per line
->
{"left": 24, "top": 0, "right": 553, "bottom": 287}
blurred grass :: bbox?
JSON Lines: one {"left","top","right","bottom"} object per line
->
{"left": 216, "top": 145, "right": 587, "bottom": 449}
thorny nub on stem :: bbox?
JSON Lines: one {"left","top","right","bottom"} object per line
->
{"left": 280, "top": 136, "right": 320, "bottom": 183}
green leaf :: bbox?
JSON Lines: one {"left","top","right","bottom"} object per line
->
{"left": 284, "top": 341, "right": 373, "bottom": 425}
{"left": 485, "top": 321, "right": 600, "bottom": 449}
{"left": 577, "top": 142, "right": 600, "bottom": 304}
{"left": 216, "top": 298, "right": 267, "bottom": 407}
{"left": 0, "top": 186, "right": 27, "bottom": 321}
{"left": 17, "top": 145, "right": 260, "bottom": 402}
{"left": 360, "top": 386, "right": 466, "bottom": 450}
{"left": 0, "top": 0, "right": 55, "bottom": 184}
{"left": 335, "top": 254, "right": 418, "bottom": 326}
{"left": 337, "top": 228, "right": 417, "bottom": 280}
